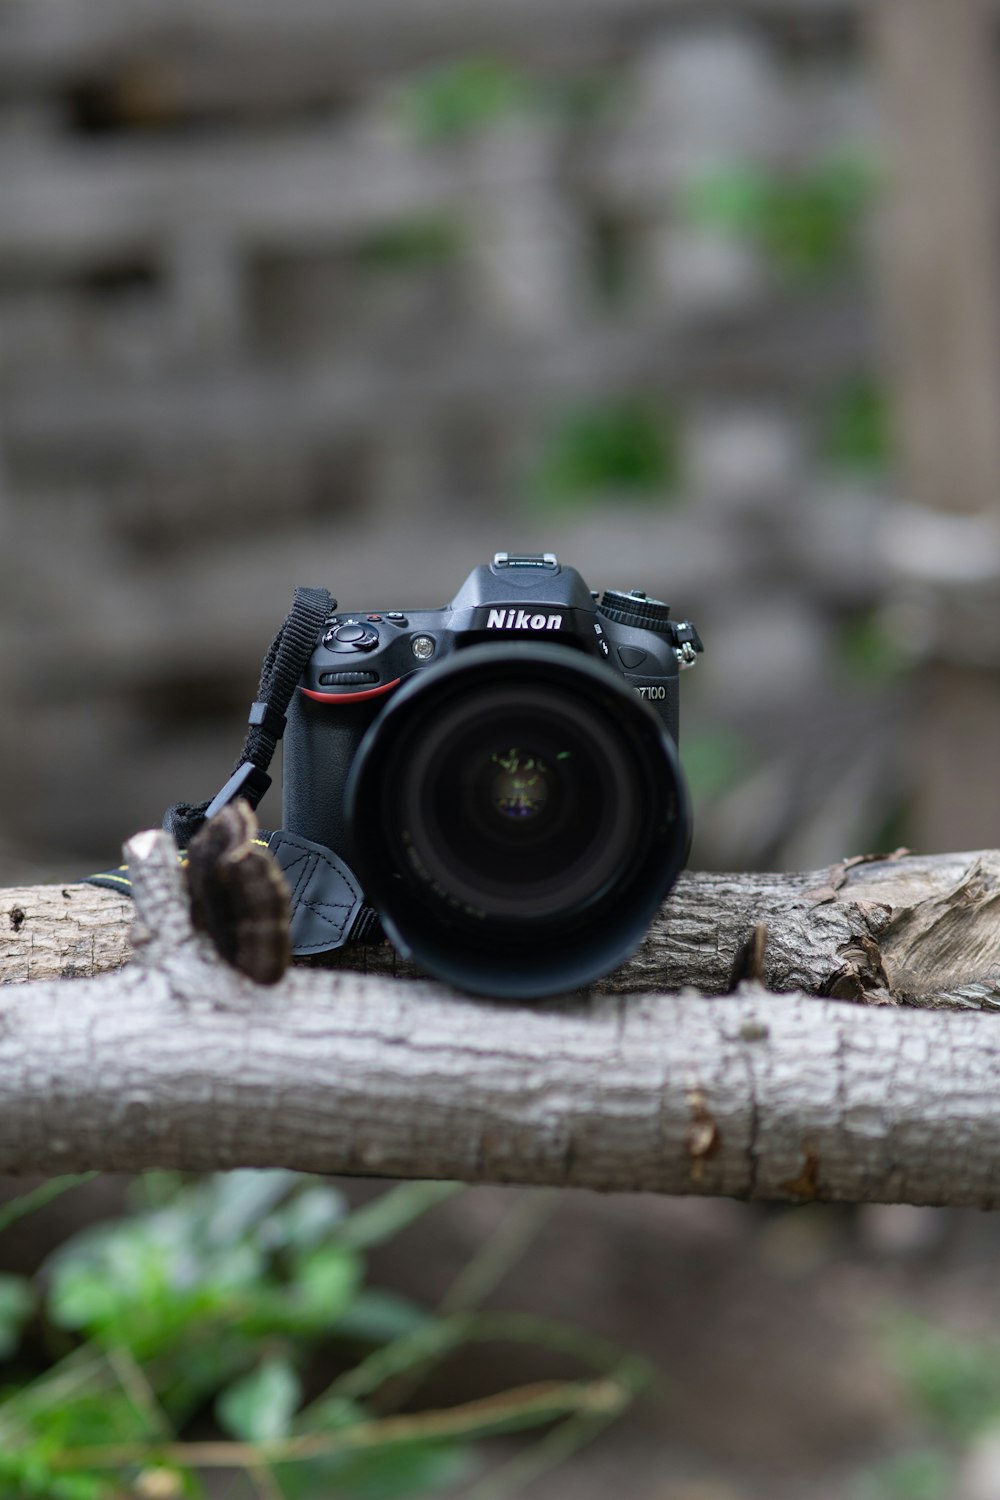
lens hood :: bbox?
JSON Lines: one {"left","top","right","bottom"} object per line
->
{"left": 345, "top": 643, "right": 690, "bottom": 999}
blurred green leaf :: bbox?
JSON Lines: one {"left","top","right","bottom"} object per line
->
{"left": 276, "top": 1440, "right": 471, "bottom": 1500}
{"left": 835, "top": 612, "right": 906, "bottom": 685}
{"left": 856, "top": 1448, "right": 953, "bottom": 1500}
{"left": 8, "top": 1176, "right": 637, "bottom": 1499}
{"left": 257, "top": 1183, "right": 348, "bottom": 1253}
{"left": 292, "top": 1244, "right": 362, "bottom": 1326}
{"left": 681, "top": 154, "right": 876, "bottom": 279}
{"left": 356, "top": 218, "right": 461, "bottom": 272}
{"left": 886, "top": 1316, "right": 1000, "bottom": 1441}
{"left": 530, "top": 400, "right": 679, "bottom": 506}
{"left": 0, "top": 1276, "right": 34, "bottom": 1360}
{"left": 0, "top": 1174, "right": 98, "bottom": 1238}
{"left": 48, "top": 1215, "right": 265, "bottom": 1356}
{"left": 0, "top": 1450, "right": 107, "bottom": 1500}
{"left": 334, "top": 1290, "right": 435, "bottom": 1345}
{"left": 200, "top": 1169, "right": 300, "bottom": 1245}
{"left": 216, "top": 1357, "right": 302, "bottom": 1443}
{"left": 335, "top": 1183, "right": 463, "bottom": 1252}
{"left": 821, "top": 379, "right": 891, "bottom": 475}
{"left": 395, "top": 59, "right": 534, "bottom": 141}
{"left": 682, "top": 168, "right": 767, "bottom": 233}
{"left": 542, "top": 71, "right": 620, "bottom": 125}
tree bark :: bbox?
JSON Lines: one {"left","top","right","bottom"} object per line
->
{"left": 3, "top": 832, "right": 1000, "bottom": 1202}
{"left": 6, "top": 845, "right": 1000, "bottom": 1009}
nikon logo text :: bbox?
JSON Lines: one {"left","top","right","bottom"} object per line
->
{"left": 486, "top": 609, "right": 563, "bottom": 631}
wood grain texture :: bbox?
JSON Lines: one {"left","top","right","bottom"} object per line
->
{"left": 2, "top": 833, "right": 1000, "bottom": 1199}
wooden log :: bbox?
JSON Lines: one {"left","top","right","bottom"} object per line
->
{"left": 5, "top": 843, "right": 1000, "bottom": 1010}
{"left": 3, "top": 830, "right": 1000, "bottom": 1201}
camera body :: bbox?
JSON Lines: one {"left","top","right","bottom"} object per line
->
{"left": 283, "top": 552, "right": 701, "bottom": 856}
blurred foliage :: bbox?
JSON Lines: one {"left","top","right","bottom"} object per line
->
{"left": 857, "top": 1313, "right": 1000, "bottom": 1500}
{"left": 820, "top": 379, "right": 892, "bottom": 475}
{"left": 885, "top": 1316, "right": 1000, "bottom": 1442}
{"left": 356, "top": 218, "right": 461, "bottom": 273}
{"left": 395, "top": 59, "right": 534, "bottom": 141}
{"left": 856, "top": 1449, "right": 954, "bottom": 1500}
{"left": 834, "top": 611, "right": 907, "bottom": 687}
{"left": 0, "top": 1172, "right": 646, "bottom": 1500}
{"left": 681, "top": 154, "right": 876, "bottom": 280}
{"left": 529, "top": 399, "right": 680, "bottom": 507}
{"left": 0, "top": 1175, "right": 98, "bottom": 1239}
{"left": 392, "top": 59, "right": 618, "bottom": 142}
{"left": 683, "top": 728, "right": 751, "bottom": 809}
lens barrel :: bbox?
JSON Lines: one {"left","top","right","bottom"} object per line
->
{"left": 345, "top": 643, "right": 690, "bottom": 998}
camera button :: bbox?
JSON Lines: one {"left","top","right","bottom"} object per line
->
{"left": 618, "top": 646, "right": 647, "bottom": 669}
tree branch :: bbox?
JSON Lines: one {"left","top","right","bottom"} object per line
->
{"left": 3, "top": 832, "right": 1000, "bottom": 1202}
{"left": 6, "top": 844, "right": 1000, "bottom": 1009}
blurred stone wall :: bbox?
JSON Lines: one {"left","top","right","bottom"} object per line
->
{"left": 0, "top": 0, "right": 902, "bottom": 880}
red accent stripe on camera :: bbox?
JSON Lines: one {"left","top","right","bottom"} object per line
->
{"left": 300, "top": 679, "right": 402, "bottom": 705}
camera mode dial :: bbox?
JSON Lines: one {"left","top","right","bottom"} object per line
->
{"left": 599, "top": 589, "right": 672, "bottom": 632}
{"left": 324, "top": 621, "right": 380, "bottom": 653}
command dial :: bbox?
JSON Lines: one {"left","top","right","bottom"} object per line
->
{"left": 598, "top": 589, "right": 672, "bottom": 632}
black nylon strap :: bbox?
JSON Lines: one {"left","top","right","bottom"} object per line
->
{"left": 243, "top": 585, "right": 332, "bottom": 778}
{"left": 163, "top": 585, "right": 332, "bottom": 847}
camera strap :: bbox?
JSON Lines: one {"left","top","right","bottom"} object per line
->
{"left": 88, "top": 825, "right": 381, "bottom": 954}
{"left": 162, "top": 584, "right": 334, "bottom": 847}
{"left": 87, "top": 586, "right": 383, "bottom": 956}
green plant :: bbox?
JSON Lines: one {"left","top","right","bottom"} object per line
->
{"left": 834, "top": 611, "right": 907, "bottom": 686}
{"left": 886, "top": 1316, "right": 1000, "bottom": 1443}
{"left": 820, "top": 379, "right": 891, "bottom": 475}
{"left": 393, "top": 60, "right": 536, "bottom": 142}
{"left": 355, "top": 218, "right": 461, "bottom": 274}
{"left": 392, "top": 59, "right": 618, "bottom": 144}
{"left": 529, "top": 399, "right": 680, "bottom": 507}
{"left": 856, "top": 1313, "right": 1000, "bottom": 1500}
{"left": 0, "top": 1174, "right": 647, "bottom": 1499}
{"left": 856, "top": 1449, "right": 953, "bottom": 1500}
{"left": 681, "top": 154, "right": 877, "bottom": 280}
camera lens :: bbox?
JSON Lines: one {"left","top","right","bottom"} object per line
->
{"left": 346, "top": 644, "right": 690, "bottom": 998}
{"left": 397, "top": 686, "right": 643, "bottom": 921}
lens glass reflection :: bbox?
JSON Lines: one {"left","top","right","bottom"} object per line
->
{"left": 488, "top": 748, "right": 551, "bottom": 821}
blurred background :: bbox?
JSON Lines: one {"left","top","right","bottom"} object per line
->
{"left": 4, "top": 2, "right": 1000, "bottom": 1497}
{"left": 7, "top": 0, "right": 1000, "bottom": 884}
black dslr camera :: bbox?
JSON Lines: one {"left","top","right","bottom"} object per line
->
{"left": 282, "top": 552, "right": 702, "bottom": 998}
